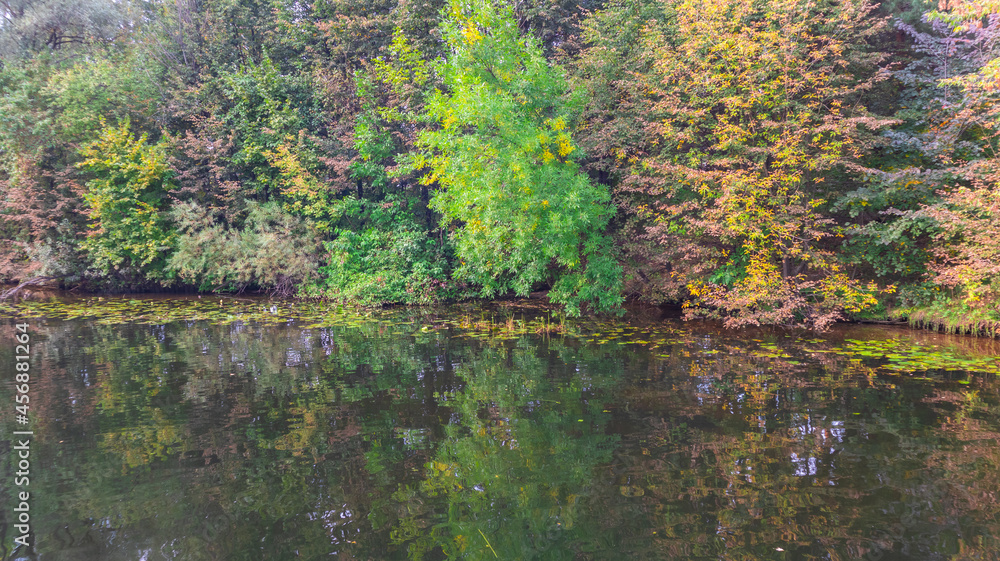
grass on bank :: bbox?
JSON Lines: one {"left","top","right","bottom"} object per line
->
{"left": 892, "top": 302, "right": 1000, "bottom": 338}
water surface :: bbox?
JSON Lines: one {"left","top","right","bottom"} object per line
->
{"left": 1, "top": 297, "right": 999, "bottom": 560}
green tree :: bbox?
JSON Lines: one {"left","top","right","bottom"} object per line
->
{"left": 212, "top": 54, "right": 321, "bottom": 203}
{"left": 408, "top": 0, "right": 623, "bottom": 316}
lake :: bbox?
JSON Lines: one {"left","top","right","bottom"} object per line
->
{"left": 1, "top": 296, "right": 999, "bottom": 560}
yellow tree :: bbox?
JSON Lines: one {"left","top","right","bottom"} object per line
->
{"left": 78, "top": 120, "right": 176, "bottom": 281}
{"left": 605, "top": 0, "right": 895, "bottom": 328}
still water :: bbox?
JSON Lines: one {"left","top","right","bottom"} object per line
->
{"left": 1, "top": 297, "right": 999, "bottom": 560}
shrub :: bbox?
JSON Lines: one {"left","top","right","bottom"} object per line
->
{"left": 305, "top": 196, "right": 454, "bottom": 305}
{"left": 168, "top": 201, "right": 322, "bottom": 295}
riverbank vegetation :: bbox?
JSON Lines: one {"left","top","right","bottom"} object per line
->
{"left": 0, "top": 0, "right": 998, "bottom": 330}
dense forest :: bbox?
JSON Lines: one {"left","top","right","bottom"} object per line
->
{"left": 0, "top": 0, "right": 997, "bottom": 330}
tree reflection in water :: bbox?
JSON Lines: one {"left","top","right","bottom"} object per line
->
{"left": 1, "top": 305, "right": 998, "bottom": 560}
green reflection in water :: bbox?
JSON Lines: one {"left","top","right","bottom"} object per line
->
{"left": 0, "top": 300, "right": 998, "bottom": 560}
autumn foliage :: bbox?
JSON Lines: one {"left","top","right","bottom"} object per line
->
{"left": 0, "top": 0, "right": 998, "bottom": 328}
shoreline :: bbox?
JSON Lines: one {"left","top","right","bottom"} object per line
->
{"left": 3, "top": 284, "right": 997, "bottom": 340}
